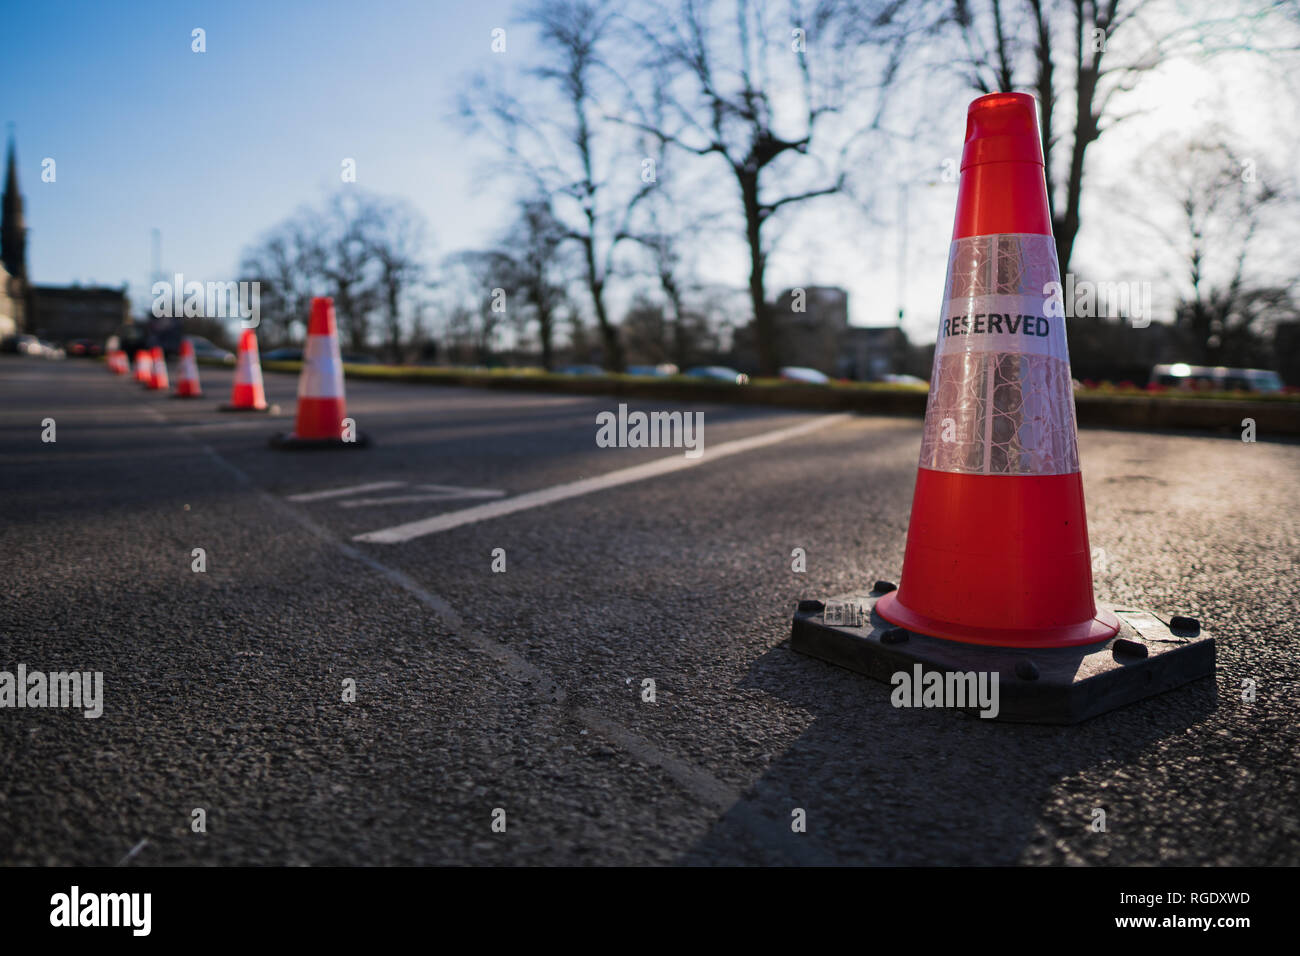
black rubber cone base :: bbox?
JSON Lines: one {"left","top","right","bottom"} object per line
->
{"left": 791, "top": 586, "right": 1215, "bottom": 724}
{"left": 269, "top": 431, "right": 371, "bottom": 450}
{"left": 218, "top": 403, "right": 280, "bottom": 414}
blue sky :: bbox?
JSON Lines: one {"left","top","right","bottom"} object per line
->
{"left": 2, "top": 0, "right": 520, "bottom": 304}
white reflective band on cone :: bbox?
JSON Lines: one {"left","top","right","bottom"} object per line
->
{"left": 181, "top": 355, "right": 198, "bottom": 379}
{"left": 299, "top": 334, "right": 344, "bottom": 399}
{"left": 236, "top": 348, "right": 263, "bottom": 388}
{"left": 919, "top": 233, "right": 1079, "bottom": 477}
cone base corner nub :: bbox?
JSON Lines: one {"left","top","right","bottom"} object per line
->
{"left": 269, "top": 432, "right": 371, "bottom": 450}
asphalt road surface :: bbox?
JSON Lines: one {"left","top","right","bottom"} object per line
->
{"left": 2, "top": 356, "right": 1297, "bottom": 866}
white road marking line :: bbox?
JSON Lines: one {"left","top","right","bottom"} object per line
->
{"left": 338, "top": 488, "right": 507, "bottom": 508}
{"left": 417, "top": 483, "right": 507, "bottom": 496}
{"left": 353, "top": 413, "right": 852, "bottom": 544}
{"left": 287, "top": 481, "right": 406, "bottom": 502}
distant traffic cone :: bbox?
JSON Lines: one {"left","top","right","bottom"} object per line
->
{"left": 112, "top": 351, "right": 128, "bottom": 374}
{"left": 148, "top": 346, "right": 169, "bottom": 391}
{"left": 790, "top": 92, "right": 1214, "bottom": 723}
{"left": 270, "top": 297, "right": 368, "bottom": 448}
{"left": 219, "top": 329, "right": 272, "bottom": 412}
{"left": 134, "top": 349, "right": 152, "bottom": 383}
{"left": 172, "top": 338, "right": 202, "bottom": 398}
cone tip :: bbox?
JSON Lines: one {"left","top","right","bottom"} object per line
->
{"left": 308, "top": 297, "right": 336, "bottom": 337}
{"left": 962, "top": 92, "right": 1043, "bottom": 170}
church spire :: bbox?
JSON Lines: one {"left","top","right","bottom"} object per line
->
{"left": 2, "top": 126, "right": 27, "bottom": 281}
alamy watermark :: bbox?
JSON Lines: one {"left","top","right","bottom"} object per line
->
{"left": 0, "top": 664, "right": 103, "bottom": 718}
{"left": 50, "top": 886, "right": 150, "bottom": 936}
{"left": 1044, "top": 275, "right": 1152, "bottom": 328}
{"left": 152, "top": 273, "right": 261, "bottom": 328}
{"left": 596, "top": 403, "right": 705, "bottom": 459}
{"left": 891, "top": 664, "right": 1000, "bottom": 719}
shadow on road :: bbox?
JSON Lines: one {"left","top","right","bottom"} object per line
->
{"left": 678, "top": 633, "right": 1217, "bottom": 865}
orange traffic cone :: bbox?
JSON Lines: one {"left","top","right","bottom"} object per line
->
{"left": 219, "top": 329, "right": 273, "bottom": 412}
{"left": 791, "top": 92, "right": 1213, "bottom": 723}
{"left": 113, "top": 351, "right": 128, "bottom": 375}
{"left": 173, "top": 338, "right": 202, "bottom": 398}
{"left": 875, "top": 93, "right": 1116, "bottom": 648}
{"left": 270, "top": 298, "right": 368, "bottom": 448}
{"left": 148, "top": 346, "right": 169, "bottom": 391}
{"left": 134, "top": 349, "right": 152, "bottom": 383}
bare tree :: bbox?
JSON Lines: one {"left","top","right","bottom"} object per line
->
{"left": 242, "top": 191, "right": 434, "bottom": 357}
{"left": 939, "top": 0, "right": 1296, "bottom": 274}
{"left": 299, "top": 193, "right": 383, "bottom": 354}
{"left": 1147, "top": 137, "right": 1295, "bottom": 365}
{"left": 460, "top": 0, "right": 652, "bottom": 371}
{"left": 627, "top": 0, "right": 904, "bottom": 376}
{"left": 367, "top": 198, "right": 432, "bottom": 362}
{"left": 501, "top": 198, "right": 569, "bottom": 369}
{"left": 622, "top": 82, "right": 717, "bottom": 368}
{"left": 441, "top": 249, "right": 518, "bottom": 364}
{"left": 240, "top": 216, "right": 317, "bottom": 344}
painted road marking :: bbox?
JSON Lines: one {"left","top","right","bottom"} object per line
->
{"left": 338, "top": 486, "right": 507, "bottom": 508}
{"left": 353, "top": 413, "right": 852, "bottom": 544}
{"left": 287, "top": 481, "right": 406, "bottom": 502}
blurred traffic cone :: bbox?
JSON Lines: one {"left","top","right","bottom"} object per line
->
{"left": 219, "top": 329, "right": 272, "bottom": 412}
{"left": 875, "top": 92, "right": 1117, "bottom": 648}
{"left": 172, "top": 338, "right": 202, "bottom": 398}
{"left": 113, "top": 351, "right": 128, "bottom": 375}
{"left": 134, "top": 349, "right": 152, "bottom": 383}
{"left": 271, "top": 298, "right": 368, "bottom": 448}
{"left": 148, "top": 346, "right": 169, "bottom": 391}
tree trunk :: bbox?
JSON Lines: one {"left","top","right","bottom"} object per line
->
{"left": 582, "top": 234, "right": 623, "bottom": 371}
{"left": 661, "top": 270, "right": 688, "bottom": 367}
{"left": 536, "top": 297, "right": 554, "bottom": 370}
{"left": 738, "top": 168, "right": 774, "bottom": 376}
{"left": 1054, "top": 10, "right": 1103, "bottom": 276}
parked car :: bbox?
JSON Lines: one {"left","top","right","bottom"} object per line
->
{"left": 882, "top": 373, "right": 927, "bottom": 386}
{"left": 684, "top": 365, "right": 749, "bottom": 384}
{"left": 262, "top": 347, "right": 303, "bottom": 362}
{"left": 779, "top": 366, "right": 830, "bottom": 384}
{"left": 555, "top": 364, "right": 606, "bottom": 376}
{"left": 1, "top": 333, "right": 42, "bottom": 355}
{"left": 341, "top": 353, "right": 378, "bottom": 365}
{"left": 36, "top": 339, "right": 66, "bottom": 359}
{"left": 67, "top": 339, "right": 104, "bottom": 357}
{"left": 188, "top": 335, "right": 235, "bottom": 363}
{"left": 626, "top": 363, "right": 678, "bottom": 377}
{"left": 1150, "top": 363, "right": 1283, "bottom": 394}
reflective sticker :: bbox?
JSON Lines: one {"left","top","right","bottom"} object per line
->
{"left": 921, "top": 234, "right": 1079, "bottom": 476}
{"left": 300, "top": 334, "right": 344, "bottom": 398}
{"left": 236, "top": 348, "right": 263, "bottom": 388}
